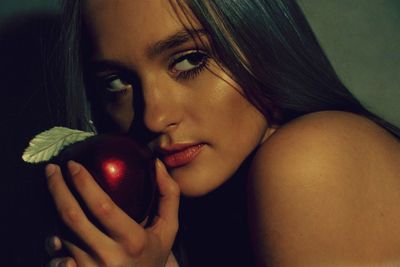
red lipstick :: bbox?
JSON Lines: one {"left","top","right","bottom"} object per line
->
{"left": 160, "top": 143, "right": 204, "bottom": 168}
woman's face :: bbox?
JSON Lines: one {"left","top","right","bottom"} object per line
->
{"left": 84, "top": 0, "right": 272, "bottom": 196}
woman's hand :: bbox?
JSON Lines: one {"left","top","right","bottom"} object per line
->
{"left": 45, "top": 236, "right": 180, "bottom": 267}
{"left": 45, "top": 159, "right": 180, "bottom": 267}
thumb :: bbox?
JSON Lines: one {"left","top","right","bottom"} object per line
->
{"left": 149, "top": 159, "right": 180, "bottom": 242}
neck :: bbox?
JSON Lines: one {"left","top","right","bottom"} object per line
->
{"left": 175, "top": 150, "right": 258, "bottom": 267}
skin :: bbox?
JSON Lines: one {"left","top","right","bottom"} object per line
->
{"left": 47, "top": 0, "right": 272, "bottom": 266}
{"left": 249, "top": 111, "right": 400, "bottom": 266}
{"left": 83, "top": 0, "right": 273, "bottom": 197}
{"left": 46, "top": 0, "right": 400, "bottom": 266}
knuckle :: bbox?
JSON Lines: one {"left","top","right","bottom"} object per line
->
{"left": 163, "top": 220, "right": 179, "bottom": 240}
{"left": 93, "top": 197, "right": 116, "bottom": 218}
{"left": 60, "top": 207, "right": 83, "bottom": 226}
{"left": 171, "top": 220, "right": 179, "bottom": 235}
{"left": 169, "top": 181, "right": 180, "bottom": 197}
{"left": 123, "top": 233, "right": 146, "bottom": 256}
{"left": 125, "top": 241, "right": 145, "bottom": 257}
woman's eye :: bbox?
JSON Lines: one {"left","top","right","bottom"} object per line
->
{"left": 104, "top": 76, "right": 131, "bottom": 93}
{"left": 170, "top": 50, "right": 209, "bottom": 80}
{"left": 96, "top": 75, "right": 133, "bottom": 102}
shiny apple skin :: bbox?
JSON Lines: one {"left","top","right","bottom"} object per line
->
{"left": 55, "top": 134, "right": 158, "bottom": 225}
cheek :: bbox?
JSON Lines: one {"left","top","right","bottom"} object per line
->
{"left": 194, "top": 77, "right": 267, "bottom": 142}
{"left": 103, "top": 92, "right": 134, "bottom": 132}
{"left": 185, "top": 71, "right": 243, "bottom": 120}
{"left": 191, "top": 75, "right": 267, "bottom": 157}
{"left": 164, "top": 75, "right": 268, "bottom": 196}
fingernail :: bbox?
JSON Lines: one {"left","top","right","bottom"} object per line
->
{"left": 67, "top": 160, "right": 81, "bottom": 176}
{"left": 45, "top": 235, "right": 61, "bottom": 253}
{"left": 45, "top": 164, "right": 56, "bottom": 178}
{"left": 156, "top": 159, "right": 167, "bottom": 172}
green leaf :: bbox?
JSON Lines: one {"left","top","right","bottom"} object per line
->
{"left": 22, "top": 126, "right": 95, "bottom": 164}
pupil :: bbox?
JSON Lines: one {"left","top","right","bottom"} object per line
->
{"left": 187, "top": 53, "right": 204, "bottom": 65}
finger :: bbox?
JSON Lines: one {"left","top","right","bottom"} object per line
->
{"left": 46, "top": 164, "right": 115, "bottom": 253}
{"left": 48, "top": 257, "right": 75, "bottom": 267}
{"left": 62, "top": 239, "right": 98, "bottom": 267}
{"left": 45, "top": 236, "right": 62, "bottom": 256}
{"left": 149, "top": 159, "right": 180, "bottom": 244}
{"left": 66, "top": 161, "right": 145, "bottom": 245}
{"left": 165, "top": 252, "right": 179, "bottom": 267}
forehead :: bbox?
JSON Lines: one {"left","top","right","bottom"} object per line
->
{"left": 83, "top": 0, "right": 198, "bottom": 60}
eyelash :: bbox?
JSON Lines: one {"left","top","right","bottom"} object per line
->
{"left": 169, "top": 50, "right": 210, "bottom": 80}
{"left": 97, "top": 50, "right": 210, "bottom": 100}
{"left": 97, "top": 75, "right": 131, "bottom": 102}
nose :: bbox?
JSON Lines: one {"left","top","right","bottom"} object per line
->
{"left": 141, "top": 75, "right": 183, "bottom": 134}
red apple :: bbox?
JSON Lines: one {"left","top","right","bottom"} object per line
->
{"left": 55, "top": 134, "right": 158, "bottom": 225}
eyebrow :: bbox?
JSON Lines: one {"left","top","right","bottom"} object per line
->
{"left": 91, "top": 28, "right": 207, "bottom": 74}
{"left": 146, "top": 28, "right": 207, "bottom": 58}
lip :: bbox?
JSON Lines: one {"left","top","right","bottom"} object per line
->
{"left": 159, "top": 143, "right": 205, "bottom": 168}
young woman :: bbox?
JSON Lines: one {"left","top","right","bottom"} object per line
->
{"left": 46, "top": 0, "right": 400, "bottom": 266}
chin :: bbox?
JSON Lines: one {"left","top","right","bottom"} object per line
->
{"left": 178, "top": 182, "right": 213, "bottom": 197}
{"left": 169, "top": 165, "right": 230, "bottom": 197}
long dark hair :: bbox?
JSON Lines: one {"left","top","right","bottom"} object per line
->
{"left": 53, "top": 0, "right": 90, "bottom": 131}
{"left": 58, "top": 0, "right": 400, "bottom": 138}
{"left": 172, "top": 0, "right": 400, "bottom": 137}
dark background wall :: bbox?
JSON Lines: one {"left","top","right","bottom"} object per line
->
{"left": 0, "top": 1, "right": 399, "bottom": 266}
{"left": 0, "top": 1, "right": 61, "bottom": 266}
{"left": 298, "top": 0, "right": 400, "bottom": 126}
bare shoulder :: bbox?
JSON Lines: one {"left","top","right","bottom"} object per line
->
{"left": 248, "top": 111, "right": 400, "bottom": 267}
{"left": 252, "top": 111, "right": 400, "bottom": 176}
